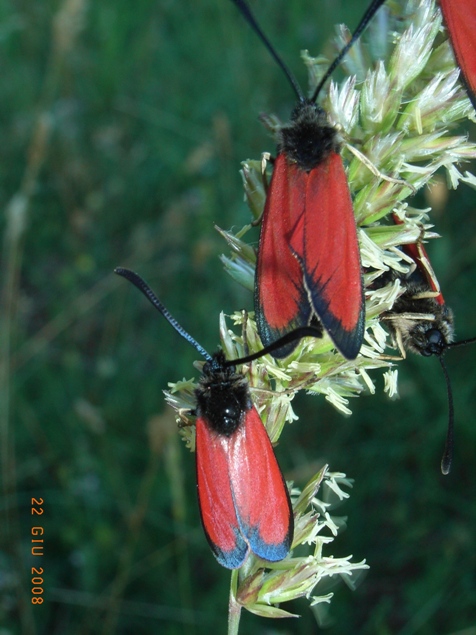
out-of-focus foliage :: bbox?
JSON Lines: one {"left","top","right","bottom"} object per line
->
{"left": 0, "top": 0, "right": 475, "bottom": 634}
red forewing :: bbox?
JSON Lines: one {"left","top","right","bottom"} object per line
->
{"left": 255, "top": 153, "right": 312, "bottom": 358}
{"left": 439, "top": 0, "right": 476, "bottom": 109}
{"left": 229, "top": 406, "right": 293, "bottom": 559}
{"left": 196, "top": 418, "right": 248, "bottom": 569}
{"left": 392, "top": 213, "right": 444, "bottom": 305}
{"left": 289, "top": 152, "right": 364, "bottom": 360}
{"left": 195, "top": 405, "right": 293, "bottom": 569}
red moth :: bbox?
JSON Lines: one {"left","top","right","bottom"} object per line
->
{"left": 115, "top": 267, "right": 321, "bottom": 568}
{"left": 383, "top": 216, "right": 476, "bottom": 474}
{"left": 231, "top": 0, "right": 386, "bottom": 359}
{"left": 439, "top": 0, "right": 476, "bottom": 109}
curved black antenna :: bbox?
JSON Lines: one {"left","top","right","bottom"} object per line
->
{"left": 437, "top": 334, "right": 476, "bottom": 474}
{"left": 438, "top": 356, "right": 454, "bottom": 475}
{"left": 224, "top": 325, "right": 324, "bottom": 367}
{"left": 231, "top": 0, "right": 386, "bottom": 105}
{"left": 116, "top": 269, "right": 325, "bottom": 367}
{"left": 311, "top": 0, "right": 386, "bottom": 101}
{"left": 446, "top": 335, "right": 476, "bottom": 350}
{"left": 230, "top": 0, "right": 303, "bottom": 102}
{"left": 114, "top": 267, "right": 213, "bottom": 362}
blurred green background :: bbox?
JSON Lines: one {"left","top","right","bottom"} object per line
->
{"left": 1, "top": 0, "right": 475, "bottom": 633}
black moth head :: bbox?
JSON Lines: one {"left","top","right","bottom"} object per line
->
{"left": 387, "top": 281, "right": 454, "bottom": 357}
{"left": 195, "top": 351, "right": 252, "bottom": 436}
{"left": 402, "top": 317, "right": 453, "bottom": 357}
{"left": 278, "top": 100, "right": 341, "bottom": 172}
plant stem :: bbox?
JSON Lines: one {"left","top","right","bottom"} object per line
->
{"left": 228, "top": 570, "right": 242, "bottom": 635}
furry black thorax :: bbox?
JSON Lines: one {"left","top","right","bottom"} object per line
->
{"left": 278, "top": 100, "right": 341, "bottom": 172}
{"left": 194, "top": 351, "right": 252, "bottom": 436}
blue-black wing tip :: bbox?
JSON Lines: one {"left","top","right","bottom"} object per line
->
{"left": 211, "top": 539, "right": 250, "bottom": 570}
